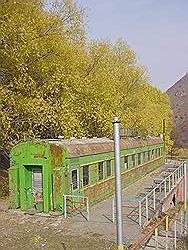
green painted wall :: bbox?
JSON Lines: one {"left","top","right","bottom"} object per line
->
{"left": 9, "top": 140, "right": 164, "bottom": 213}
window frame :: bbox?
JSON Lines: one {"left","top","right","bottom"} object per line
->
{"left": 83, "top": 165, "right": 90, "bottom": 187}
{"left": 98, "top": 162, "right": 104, "bottom": 181}
{"left": 143, "top": 152, "right": 146, "bottom": 163}
{"left": 106, "top": 160, "right": 112, "bottom": 177}
{"left": 71, "top": 169, "right": 79, "bottom": 190}
{"left": 124, "top": 156, "right": 129, "bottom": 170}
{"left": 151, "top": 149, "right": 155, "bottom": 159}
{"left": 148, "top": 151, "right": 150, "bottom": 161}
{"left": 132, "top": 154, "right": 136, "bottom": 167}
{"left": 138, "top": 153, "right": 141, "bottom": 165}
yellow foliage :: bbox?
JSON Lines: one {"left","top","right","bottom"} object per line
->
{"left": 0, "top": 0, "right": 173, "bottom": 152}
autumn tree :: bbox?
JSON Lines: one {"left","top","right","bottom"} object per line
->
{"left": 0, "top": 0, "right": 173, "bottom": 152}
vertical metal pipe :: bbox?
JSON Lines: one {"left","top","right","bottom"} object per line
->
{"left": 166, "top": 231, "right": 168, "bottom": 250}
{"left": 113, "top": 117, "right": 124, "bottom": 250}
{"left": 180, "top": 213, "right": 183, "bottom": 235}
{"left": 155, "top": 227, "right": 158, "bottom": 249}
{"left": 172, "top": 173, "right": 175, "bottom": 187}
{"left": 164, "top": 180, "right": 167, "bottom": 197}
{"left": 169, "top": 176, "right": 171, "bottom": 192}
{"left": 146, "top": 195, "right": 149, "bottom": 221}
{"left": 181, "top": 164, "right": 183, "bottom": 177}
{"left": 162, "top": 119, "right": 166, "bottom": 152}
{"left": 159, "top": 183, "right": 161, "bottom": 193}
{"left": 153, "top": 189, "right": 156, "bottom": 210}
{"left": 174, "top": 220, "right": 177, "bottom": 249}
{"left": 165, "top": 216, "right": 169, "bottom": 250}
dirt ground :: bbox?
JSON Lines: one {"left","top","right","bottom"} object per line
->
{"left": 1, "top": 161, "right": 187, "bottom": 250}
{"left": 0, "top": 199, "right": 116, "bottom": 250}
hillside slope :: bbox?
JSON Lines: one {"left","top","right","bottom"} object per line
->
{"left": 167, "top": 73, "right": 188, "bottom": 148}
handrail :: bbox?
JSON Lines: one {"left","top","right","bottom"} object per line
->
{"left": 138, "top": 162, "right": 185, "bottom": 227}
{"left": 63, "top": 194, "right": 89, "bottom": 221}
{"left": 131, "top": 203, "right": 184, "bottom": 250}
{"left": 139, "top": 162, "right": 184, "bottom": 204}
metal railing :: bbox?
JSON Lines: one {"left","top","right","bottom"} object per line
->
{"left": 63, "top": 194, "right": 89, "bottom": 221}
{"left": 112, "top": 199, "right": 141, "bottom": 224}
{"left": 130, "top": 203, "right": 185, "bottom": 250}
{"left": 138, "top": 162, "right": 185, "bottom": 227}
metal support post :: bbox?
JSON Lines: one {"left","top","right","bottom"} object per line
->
{"left": 164, "top": 180, "right": 167, "bottom": 197}
{"left": 165, "top": 216, "right": 169, "bottom": 250}
{"left": 146, "top": 195, "right": 149, "bottom": 221}
{"left": 159, "top": 183, "right": 162, "bottom": 193}
{"left": 180, "top": 213, "right": 183, "bottom": 235}
{"left": 153, "top": 189, "right": 156, "bottom": 210}
{"left": 155, "top": 227, "right": 158, "bottom": 250}
{"left": 139, "top": 201, "right": 142, "bottom": 227}
{"left": 113, "top": 117, "right": 124, "bottom": 250}
{"left": 181, "top": 164, "right": 183, "bottom": 177}
{"left": 168, "top": 176, "right": 171, "bottom": 192}
{"left": 172, "top": 173, "right": 175, "bottom": 187}
{"left": 174, "top": 220, "right": 177, "bottom": 249}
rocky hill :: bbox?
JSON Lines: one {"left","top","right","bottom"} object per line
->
{"left": 167, "top": 73, "right": 188, "bottom": 148}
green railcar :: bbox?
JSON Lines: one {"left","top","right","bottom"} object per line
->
{"left": 9, "top": 137, "right": 164, "bottom": 213}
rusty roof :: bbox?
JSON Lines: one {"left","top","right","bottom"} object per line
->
{"left": 44, "top": 137, "right": 163, "bottom": 158}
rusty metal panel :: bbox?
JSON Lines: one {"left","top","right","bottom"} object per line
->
{"left": 50, "top": 144, "right": 63, "bottom": 210}
{"left": 46, "top": 137, "right": 163, "bottom": 158}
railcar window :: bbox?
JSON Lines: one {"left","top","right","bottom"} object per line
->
{"left": 124, "top": 156, "right": 128, "bottom": 169}
{"left": 71, "top": 169, "right": 78, "bottom": 190}
{"left": 143, "top": 152, "right": 146, "bottom": 163}
{"left": 98, "top": 162, "right": 104, "bottom": 180}
{"left": 159, "top": 148, "right": 161, "bottom": 156}
{"left": 138, "top": 153, "right": 141, "bottom": 165}
{"left": 161, "top": 148, "right": 163, "bottom": 155}
{"left": 151, "top": 149, "right": 155, "bottom": 159}
{"left": 132, "top": 155, "right": 136, "bottom": 167}
{"left": 155, "top": 149, "right": 158, "bottom": 157}
{"left": 106, "top": 160, "right": 112, "bottom": 177}
{"left": 148, "top": 151, "right": 150, "bottom": 161}
{"left": 83, "top": 166, "right": 89, "bottom": 186}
